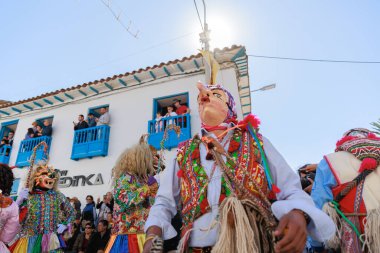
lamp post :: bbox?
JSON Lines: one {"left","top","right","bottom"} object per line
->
{"left": 251, "top": 83, "right": 276, "bottom": 93}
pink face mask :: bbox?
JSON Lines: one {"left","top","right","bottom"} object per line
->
{"left": 197, "top": 83, "right": 237, "bottom": 130}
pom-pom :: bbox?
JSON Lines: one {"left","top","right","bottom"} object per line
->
{"left": 272, "top": 184, "right": 281, "bottom": 194}
{"left": 228, "top": 139, "right": 240, "bottom": 153}
{"left": 336, "top": 136, "right": 356, "bottom": 148}
{"left": 368, "top": 132, "right": 380, "bottom": 140}
{"left": 177, "top": 169, "right": 184, "bottom": 178}
{"left": 238, "top": 114, "right": 261, "bottom": 131}
{"left": 358, "top": 158, "right": 378, "bottom": 173}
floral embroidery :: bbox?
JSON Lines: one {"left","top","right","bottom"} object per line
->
{"left": 24, "top": 190, "right": 75, "bottom": 236}
{"left": 113, "top": 173, "right": 157, "bottom": 233}
{"left": 177, "top": 128, "right": 274, "bottom": 236}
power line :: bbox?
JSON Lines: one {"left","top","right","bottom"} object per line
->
{"left": 193, "top": 0, "right": 204, "bottom": 30}
{"left": 247, "top": 54, "right": 380, "bottom": 64}
{"left": 100, "top": 0, "right": 139, "bottom": 38}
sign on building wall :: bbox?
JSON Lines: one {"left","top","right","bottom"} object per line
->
{"left": 57, "top": 169, "right": 104, "bottom": 188}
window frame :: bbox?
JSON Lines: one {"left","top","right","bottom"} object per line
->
{"left": 0, "top": 119, "right": 19, "bottom": 139}
{"left": 35, "top": 115, "right": 54, "bottom": 127}
{"left": 152, "top": 92, "right": 189, "bottom": 119}
{"left": 88, "top": 104, "right": 110, "bottom": 118}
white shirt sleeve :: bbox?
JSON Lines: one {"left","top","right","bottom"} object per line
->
{"left": 99, "top": 112, "right": 110, "bottom": 125}
{"left": 263, "top": 137, "right": 335, "bottom": 242}
{"left": 144, "top": 158, "right": 180, "bottom": 240}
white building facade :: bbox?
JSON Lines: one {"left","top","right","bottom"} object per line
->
{"left": 0, "top": 45, "right": 252, "bottom": 203}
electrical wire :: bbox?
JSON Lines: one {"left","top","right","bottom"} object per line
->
{"left": 247, "top": 54, "right": 380, "bottom": 64}
{"left": 193, "top": 0, "right": 204, "bottom": 30}
{"left": 100, "top": 0, "right": 139, "bottom": 38}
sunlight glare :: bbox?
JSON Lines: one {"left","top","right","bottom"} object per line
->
{"left": 207, "top": 14, "right": 236, "bottom": 50}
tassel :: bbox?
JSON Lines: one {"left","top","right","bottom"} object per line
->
{"left": 212, "top": 196, "right": 259, "bottom": 253}
{"left": 358, "top": 158, "right": 378, "bottom": 173}
{"left": 361, "top": 207, "right": 380, "bottom": 253}
{"left": 323, "top": 203, "right": 341, "bottom": 250}
{"left": 271, "top": 184, "right": 281, "bottom": 194}
{"left": 177, "top": 227, "right": 193, "bottom": 253}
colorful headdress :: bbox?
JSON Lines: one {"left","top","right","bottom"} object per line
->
{"left": 31, "top": 164, "right": 59, "bottom": 191}
{"left": 336, "top": 128, "right": 380, "bottom": 173}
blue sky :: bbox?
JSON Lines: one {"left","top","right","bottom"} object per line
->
{"left": 1, "top": 1, "right": 379, "bottom": 168}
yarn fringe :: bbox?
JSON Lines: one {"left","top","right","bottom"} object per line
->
{"left": 323, "top": 203, "right": 341, "bottom": 250}
{"left": 177, "top": 227, "right": 194, "bottom": 253}
{"left": 211, "top": 196, "right": 260, "bottom": 253}
{"left": 361, "top": 207, "right": 380, "bottom": 253}
{"left": 324, "top": 203, "right": 380, "bottom": 253}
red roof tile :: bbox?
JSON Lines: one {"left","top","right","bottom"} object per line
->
{"left": 0, "top": 45, "right": 243, "bottom": 110}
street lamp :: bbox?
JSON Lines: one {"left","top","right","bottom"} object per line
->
{"left": 251, "top": 83, "right": 276, "bottom": 93}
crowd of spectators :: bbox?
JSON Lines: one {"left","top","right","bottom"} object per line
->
{"left": 62, "top": 192, "right": 114, "bottom": 253}
{"left": 154, "top": 98, "right": 190, "bottom": 133}
{"left": 0, "top": 108, "right": 111, "bottom": 157}
{"left": 23, "top": 119, "right": 53, "bottom": 140}
{"left": 73, "top": 107, "right": 110, "bottom": 131}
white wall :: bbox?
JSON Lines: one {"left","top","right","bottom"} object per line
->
{"left": 3, "top": 67, "right": 241, "bottom": 204}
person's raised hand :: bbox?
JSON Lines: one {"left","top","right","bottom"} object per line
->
{"left": 274, "top": 209, "right": 307, "bottom": 253}
{"left": 304, "top": 178, "right": 315, "bottom": 194}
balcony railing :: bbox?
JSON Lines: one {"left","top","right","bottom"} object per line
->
{"left": 0, "top": 145, "right": 12, "bottom": 164}
{"left": 71, "top": 125, "right": 110, "bottom": 160}
{"left": 15, "top": 136, "right": 52, "bottom": 167}
{"left": 147, "top": 114, "right": 191, "bottom": 150}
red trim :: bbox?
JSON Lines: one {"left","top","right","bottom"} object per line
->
{"left": 324, "top": 155, "right": 342, "bottom": 185}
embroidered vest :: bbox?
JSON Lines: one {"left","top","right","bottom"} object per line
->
{"left": 176, "top": 128, "right": 275, "bottom": 238}
{"left": 326, "top": 152, "right": 380, "bottom": 233}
